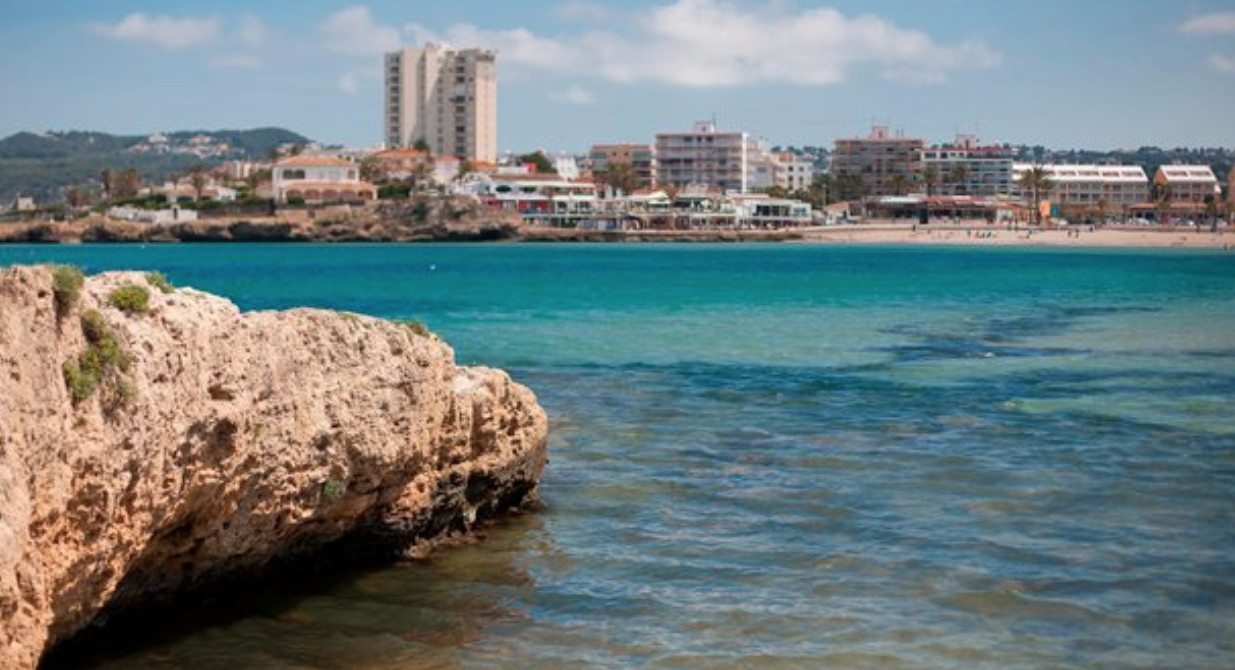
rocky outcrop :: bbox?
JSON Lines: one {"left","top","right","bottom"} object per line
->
{"left": 0, "top": 266, "right": 548, "bottom": 670}
{"left": 0, "top": 196, "right": 523, "bottom": 244}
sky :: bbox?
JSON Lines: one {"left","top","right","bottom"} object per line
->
{"left": 2, "top": 0, "right": 1234, "bottom": 153}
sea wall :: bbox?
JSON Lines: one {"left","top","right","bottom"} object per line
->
{"left": 0, "top": 266, "right": 548, "bottom": 670}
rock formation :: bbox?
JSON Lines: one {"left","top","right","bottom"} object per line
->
{"left": 0, "top": 266, "right": 548, "bottom": 670}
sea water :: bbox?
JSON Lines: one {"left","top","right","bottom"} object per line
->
{"left": 4, "top": 243, "right": 1234, "bottom": 669}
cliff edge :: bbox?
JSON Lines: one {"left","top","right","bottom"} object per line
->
{"left": 0, "top": 266, "right": 548, "bottom": 669}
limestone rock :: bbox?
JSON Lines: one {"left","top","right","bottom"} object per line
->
{"left": 0, "top": 266, "right": 548, "bottom": 670}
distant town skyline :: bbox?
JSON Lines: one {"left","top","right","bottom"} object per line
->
{"left": 3, "top": 1, "right": 1235, "bottom": 152}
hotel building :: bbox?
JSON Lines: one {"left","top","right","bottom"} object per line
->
{"left": 831, "top": 126, "right": 924, "bottom": 198}
{"left": 656, "top": 121, "right": 751, "bottom": 193}
{"left": 1012, "top": 164, "right": 1148, "bottom": 211}
{"left": 1153, "top": 165, "right": 1221, "bottom": 203}
{"left": 920, "top": 135, "right": 1017, "bottom": 197}
{"left": 384, "top": 44, "right": 497, "bottom": 163}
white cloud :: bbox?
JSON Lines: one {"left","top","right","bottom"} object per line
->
{"left": 555, "top": 1, "right": 612, "bottom": 22}
{"left": 322, "top": 6, "right": 401, "bottom": 56}
{"left": 238, "top": 13, "right": 266, "bottom": 46}
{"left": 1209, "top": 54, "right": 1235, "bottom": 74}
{"left": 339, "top": 72, "right": 362, "bottom": 94}
{"left": 408, "top": 0, "right": 999, "bottom": 87}
{"left": 92, "top": 12, "right": 220, "bottom": 49}
{"left": 1178, "top": 12, "right": 1235, "bottom": 35}
{"left": 209, "top": 54, "right": 262, "bottom": 70}
{"left": 550, "top": 85, "right": 596, "bottom": 105}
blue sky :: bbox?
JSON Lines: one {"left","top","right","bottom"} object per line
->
{"left": 2, "top": 1, "right": 1234, "bottom": 152}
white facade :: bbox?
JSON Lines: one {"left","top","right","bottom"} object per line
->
{"left": 920, "top": 136, "right": 1016, "bottom": 197}
{"left": 655, "top": 121, "right": 750, "bottom": 193}
{"left": 774, "top": 153, "right": 814, "bottom": 191}
{"left": 385, "top": 44, "right": 498, "bottom": 163}
{"left": 272, "top": 156, "right": 375, "bottom": 203}
{"left": 1154, "top": 165, "right": 1221, "bottom": 203}
{"left": 1013, "top": 163, "right": 1149, "bottom": 210}
{"left": 107, "top": 206, "right": 197, "bottom": 224}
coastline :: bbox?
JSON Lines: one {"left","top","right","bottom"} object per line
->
{"left": 2, "top": 215, "right": 1233, "bottom": 249}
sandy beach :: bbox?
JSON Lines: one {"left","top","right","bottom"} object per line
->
{"left": 795, "top": 223, "right": 1235, "bottom": 249}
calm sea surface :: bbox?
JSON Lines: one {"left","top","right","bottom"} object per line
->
{"left": 5, "top": 243, "right": 1235, "bottom": 669}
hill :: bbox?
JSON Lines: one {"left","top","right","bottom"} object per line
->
{"left": 0, "top": 128, "right": 311, "bottom": 204}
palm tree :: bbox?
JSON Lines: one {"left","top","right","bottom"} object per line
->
{"left": 188, "top": 166, "right": 209, "bottom": 202}
{"left": 1152, "top": 182, "right": 1171, "bottom": 226}
{"left": 947, "top": 165, "right": 971, "bottom": 195}
{"left": 888, "top": 174, "right": 910, "bottom": 197}
{"left": 1017, "top": 165, "right": 1052, "bottom": 226}
{"left": 920, "top": 167, "right": 940, "bottom": 196}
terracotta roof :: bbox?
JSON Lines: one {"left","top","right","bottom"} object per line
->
{"left": 276, "top": 156, "right": 356, "bottom": 168}
{"left": 279, "top": 180, "right": 375, "bottom": 189}
{"left": 373, "top": 148, "right": 429, "bottom": 160}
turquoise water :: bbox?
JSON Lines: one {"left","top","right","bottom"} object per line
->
{"left": 6, "top": 243, "right": 1235, "bottom": 669}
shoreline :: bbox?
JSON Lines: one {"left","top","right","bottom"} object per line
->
{"left": 2, "top": 216, "right": 1233, "bottom": 249}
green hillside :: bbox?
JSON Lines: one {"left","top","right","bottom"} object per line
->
{"left": 0, "top": 127, "right": 311, "bottom": 204}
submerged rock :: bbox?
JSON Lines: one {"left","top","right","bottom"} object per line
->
{"left": 0, "top": 265, "right": 548, "bottom": 670}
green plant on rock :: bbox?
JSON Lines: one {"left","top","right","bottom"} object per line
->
{"left": 108, "top": 284, "right": 150, "bottom": 315}
{"left": 63, "top": 309, "right": 133, "bottom": 407}
{"left": 399, "top": 319, "right": 432, "bottom": 338}
{"left": 51, "top": 265, "right": 84, "bottom": 318}
{"left": 320, "top": 479, "right": 346, "bottom": 503}
{"left": 145, "top": 271, "right": 174, "bottom": 294}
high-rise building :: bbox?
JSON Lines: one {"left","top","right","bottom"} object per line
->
{"left": 831, "top": 125, "right": 924, "bottom": 198}
{"left": 384, "top": 44, "right": 497, "bottom": 163}
{"left": 920, "top": 135, "right": 1017, "bottom": 197}
{"left": 655, "top": 121, "right": 751, "bottom": 193}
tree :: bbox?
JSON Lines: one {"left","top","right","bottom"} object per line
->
{"left": 517, "top": 151, "right": 555, "bottom": 175}
{"left": 1152, "top": 182, "right": 1171, "bottom": 226}
{"left": 188, "top": 166, "right": 209, "bottom": 202}
{"left": 1017, "top": 165, "right": 1053, "bottom": 226}
{"left": 99, "top": 169, "right": 116, "bottom": 201}
{"left": 920, "top": 167, "right": 940, "bottom": 197}
{"left": 413, "top": 138, "right": 432, "bottom": 153}
{"left": 116, "top": 168, "right": 141, "bottom": 199}
{"left": 596, "top": 163, "right": 640, "bottom": 195}
{"left": 888, "top": 174, "right": 910, "bottom": 197}
{"left": 805, "top": 174, "right": 828, "bottom": 209}
{"left": 946, "top": 165, "right": 970, "bottom": 195}
{"left": 359, "top": 155, "right": 382, "bottom": 183}
{"left": 1204, "top": 194, "right": 1219, "bottom": 232}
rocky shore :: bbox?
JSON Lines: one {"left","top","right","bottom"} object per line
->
{"left": 0, "top": 265, "right": 548, "bottom": 670}
{"left": 0, "top": 197, "right": 523, "bottom": 244}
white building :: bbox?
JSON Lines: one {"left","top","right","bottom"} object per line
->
{"left": 656, "top": 121, "right": 751, "bottom": 194}
{"left": 1154, "top": 165, "right": 1221, "bottom": 203}
{"left": 465, "top": 173, "right": 597, "bottom": 227}
{"left": 384, "top": 44, "right": 498, "bottom": 163}
{"left": 773, "top": 153, "right": 814, "bottom": 192}
{"left": 920, "top": 135, "right": 1017, "bottom": 197}
{"left": 272, "top": 156, "right": 376, "bottom": 203}
{"left": 1013, "top": 164, "right": 1148, "bottom": 211}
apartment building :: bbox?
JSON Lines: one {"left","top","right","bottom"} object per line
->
{"left": 1230, "top": 166, "right": 1235, "bottom": 206}
{"left": 589, "top": 143, "right": 658, "bottom": 189}
{"left": 1154, "top": 165, "right": 1221, "bottom": 203}
{"left": 920, "top": 135, "right": 1017, "bottom": 197}
{"left": 1012, "top": 164, "right": 1148, "bottom": 211}
{"left": 655, "top": 121, "right": 750, "bottom": 194}
{"left": 831, "top": 125, "right": 923, "bottom": 198}
{"left": 774, "top": 153, "right": 815, "bottom": 192}
{"left": 384, "top": 44, "right": 497, "bottom": 163}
